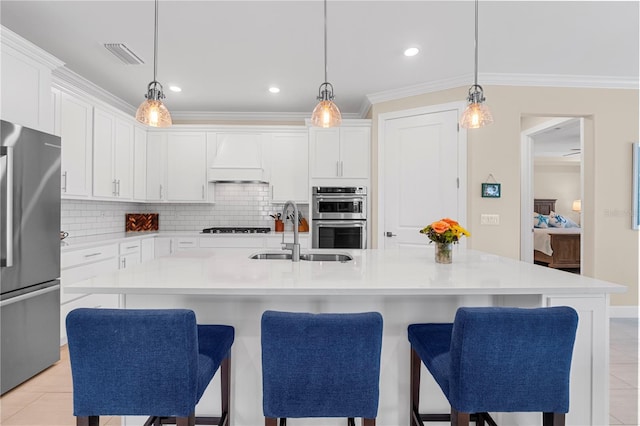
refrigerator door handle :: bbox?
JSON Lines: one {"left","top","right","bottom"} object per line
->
{"left": 1, "top": 146, "right": 13, "bottom": 267}
{"left": 0, "top": 283, "right": 60, "bottom": 308}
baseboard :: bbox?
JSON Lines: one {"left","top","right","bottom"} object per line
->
{"left": 610, "top": 306, "right": 639, "bottom": 318}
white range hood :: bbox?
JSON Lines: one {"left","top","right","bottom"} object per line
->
{"left": 209, "top": 133, "right": 268, "bottom": 183}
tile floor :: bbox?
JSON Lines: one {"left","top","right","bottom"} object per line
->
{"left": 0, "top": 319, "right": 637, "bottom": 426}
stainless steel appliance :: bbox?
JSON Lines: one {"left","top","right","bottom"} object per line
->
{"left": 1, "top": 120, "right": 61, "bottom": 394}
{"left": 311, "top": 187, "right": 367, "bottom": 249}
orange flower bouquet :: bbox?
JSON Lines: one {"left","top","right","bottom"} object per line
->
{"left": 419, "top": 218, "right": 470, "bottom": 244}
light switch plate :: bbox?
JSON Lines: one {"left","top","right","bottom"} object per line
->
{"left": 480, "top": 214, "right": 500, "bottom": 225}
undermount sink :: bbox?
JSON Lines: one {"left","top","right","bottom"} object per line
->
{"left": 300, "top": 253, "right": 353, "bottom": 262}
{"left": 249, "top": 252, "right": 292, "bottom": 260}
{"left": 249, "top": 252, "right": 353, "bottom": 262}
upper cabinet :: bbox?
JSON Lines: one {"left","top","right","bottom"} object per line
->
{"left": 93, "top": 108, "right": 134, "bottom": 200}
{"left": 309, "top": 122, "right": 371, "bottom": 180}
{"left": 133, "top": 126, "right": 147, "bottom": 201}
{"left": 166, "top": 132, "right": 207, "bottom": 202}
{"left": 56, "top": 91, "right": 93, "bottom": 198}
{"left": 0, "top": 26, "right": 63, "bottom": 133}
{"left": 146, "top": 131, "right": 209, "bottom": 203}
{"left": 266, "top": 132, "right": 309, "bottom": 203}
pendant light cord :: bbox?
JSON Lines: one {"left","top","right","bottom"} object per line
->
{"left": 473, "top": 0, "right": 478, "bottom": 87}
{"left": 153, "top": 0, "right": 159, "bottom": 83}
{"left": 323, "top": 0, "right": 328, "bottom": 83}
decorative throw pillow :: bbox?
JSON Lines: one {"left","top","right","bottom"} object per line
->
{"left": 548, "top": 211, "right": 568, "bottom": 228}
{"left": 563, "top": 217, "right": 580, "bottom": 228}
{"left": 534, "top": 212, "right": 549, "bottom": 228}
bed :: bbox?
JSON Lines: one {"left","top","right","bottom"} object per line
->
{"left": 533, "top": 199, "right": 581, "bottom": 270}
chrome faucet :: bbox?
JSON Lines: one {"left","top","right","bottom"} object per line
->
{"left": 281, "top": 200, "right": 300, "bottom": 262}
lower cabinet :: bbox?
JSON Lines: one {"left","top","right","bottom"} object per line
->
{"left": 60, "top": 243, "right": 119, "bottom": 341}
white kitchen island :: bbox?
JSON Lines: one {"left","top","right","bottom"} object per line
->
{"left": 66, "top": 247, "right": 625, "bottom": 426}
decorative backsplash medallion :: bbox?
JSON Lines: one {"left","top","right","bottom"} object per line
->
{"left": 126, "top": 213, "right": 159, "bottom": 232}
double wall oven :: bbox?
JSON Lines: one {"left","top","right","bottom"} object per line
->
{"left": 311, "top": 186, "right": 367, "bottom": 249}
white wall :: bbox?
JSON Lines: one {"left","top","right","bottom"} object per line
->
{"left": 370, "top": 85, "right": 639, "bottom": 307}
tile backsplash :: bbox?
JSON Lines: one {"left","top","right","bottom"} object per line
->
{"left": 61, "top": 183, "right": 309, "bottom": 238}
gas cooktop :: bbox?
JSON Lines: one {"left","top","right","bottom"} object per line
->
{"left": 201, "top": 227, "right": 271, "bottom": 234}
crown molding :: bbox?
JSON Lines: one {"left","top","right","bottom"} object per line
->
{"left": 358, "top": 97, "right": 372, "bottom": 119}
{"left": 483, "top": 73, "right": 639, "bottom": 89}
{"left": 1, "top": 25, "right": 64, "bottom": 70}
{"left": 52, "top": 67, "right": 137, "bottom": 115}
{"left": 366, "top": 72, "right": 639, "bottom": 106}
{"left": 171, "top": 110, "right": 362, "bottom": 122}
{"left": 367, "top": 75, "right": 472, "bottom": 105}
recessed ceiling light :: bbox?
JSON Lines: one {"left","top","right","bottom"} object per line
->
{"left": 269, "top": 87, "right": 280, "bottom": 94}
{"left": 404, "top": 47, "right": 420, "bottom": 57}
{"left": 169, "top": 85, "right": 182, "bottom": 92}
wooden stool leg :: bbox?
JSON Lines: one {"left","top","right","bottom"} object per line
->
{"left": 451, "top": 408, "right": 470, "bottom": 426}
{"left": 265, "top": 417, "right": 277, "bottom": 426}
{"left": 77, "top": 416, "right": 99, "bottom": 426}
{"left": 221, "top": 356, "right": 231, "bottom": 426}
{"left": 543, "top": 412, "right": 565, "bottom": 426}
{"left": 363, "top": 418, "right": 376, "bottom": 426}
{"left": 410, "top": 347, "right": 422, "bottom": 426}
{"left": 176, "top": 413, "right": 195, "bottom": 426}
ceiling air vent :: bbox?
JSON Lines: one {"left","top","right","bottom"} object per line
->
{"left": 104, "top": 43, "right": 144, "bottom": 65}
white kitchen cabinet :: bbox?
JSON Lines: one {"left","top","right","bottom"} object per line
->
{"left": 57, "top": 91, "right": 93, "bottom": 198}
{"left": 133, "top": 126, "right": 147, "bottom": 201}
{"left": 119, "top": 240, "right": 141, "bottom": 269}
{"left": 146, "top": 132, "right": 167, "bottom": 201}
{"left": 200, "top": 236, "right": 264, "bottom": 249}
{"left": 309, "top": 124, "right": 370, "bottom": 179}
{"left": 166, "top": 132, "right": 207, "bottom": 201}
{"left": 141, "top": 238, "right": 155, "bottom": 262}
{"left": 154, "top": 237, "right": 173, "bottom": 258}
{"left": 174, "top": 237, "right": 199, "bottom": 251}
{"left": 60, "top": 243, "right": 119, "bottom": 341}
{"left": 0, "top": 26, "right": 62, "bottom": 133}
{"left": 93, "top": 108, "right": 134, "bottom": 199}
{"left": 266, "top": 132, "right": 309, "bottom": 203}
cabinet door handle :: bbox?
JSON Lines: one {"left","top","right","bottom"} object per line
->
{"left": 116, "top": 179, "right": 121, "bottom": 196}
{"left": 84, "top": 252, "right": 102, "bottom": 258}
{"left": 121, "top": 258, "right": 126, "bottom": 268}
{"left": 336, "top": 161, "right": 340, "bottom": 177}
{"left": 62, "top": 171, "right": 67, "bottom": 192}
{"left": 202, "top": 184, "right": 205, "bottom": 200}
{"left": 112, "top": 179, "right": 117, "bottom": 196}
{"left": 126, "top": 245, "right": 138, "bottom": 249}
{"left": 159, "top": 184, "right": 163, "bottom": 200}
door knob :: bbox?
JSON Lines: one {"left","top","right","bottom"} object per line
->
{"left": 385, "top": 232, "right": 397, "bottom": 237}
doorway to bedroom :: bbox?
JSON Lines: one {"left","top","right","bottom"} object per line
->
{"left": 520, "top": 116, "right": 584, "bottom": 274}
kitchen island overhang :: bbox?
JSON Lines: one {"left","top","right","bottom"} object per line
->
{"left": 66, "top": 248, "right": 625, "bottom": 426}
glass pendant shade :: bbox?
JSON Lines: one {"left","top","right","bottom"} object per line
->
{"left": 311, "top": 99, "right": 342, "bottom": 128}
{"left": 460, "top": 101, "right": 493, "bottom": 129}
{"left": 460, "top": 82, "right": 493, "bottom": 129}
{"left": 136, "top": 99, "right": 172, "bottom": 127}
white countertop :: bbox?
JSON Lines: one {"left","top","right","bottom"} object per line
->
{"left": 61, "top": 231, "right": 309, "bottom": 251}
{"left": 65, "top": 247, "right": 625, "bottom": 297}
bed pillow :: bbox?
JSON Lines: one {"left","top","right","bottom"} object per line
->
{"left": 549, "top": 211, "right": 580, "bottom": 228}
{"left": 533, "top": 212, "right": 549, "bottom": 228}
{"left": 548, "top": 211, "right": 567, "bottom": 228}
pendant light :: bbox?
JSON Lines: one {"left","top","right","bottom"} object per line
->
{"left": 311, "top": 0, "right": 342, "bottom": 128}
{"left": 135, "top": 0, "right": 172, "bottom": 127}
{"left": 459, "top": 0, "right": 493, "bottom": 129}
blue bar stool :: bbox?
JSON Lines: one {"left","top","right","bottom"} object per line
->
{"left": 66, "top": 308, "right": 234, "bottom": 426}
{"left": 408, "top": 306, "right": 578, "bottom": 426}
{"left": 261, "top": 310, "right": 383, "bottom": 426}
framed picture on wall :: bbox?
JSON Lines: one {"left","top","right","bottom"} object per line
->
{"left": 633, "top": 142, "right": 639, "bottom": 230}
{"left": 481, "top": 183, "right": 501, "bottom": 198}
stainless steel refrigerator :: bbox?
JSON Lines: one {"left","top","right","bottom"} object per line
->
{"left": 1, "top": 120, "right": 61, "bottom": 394}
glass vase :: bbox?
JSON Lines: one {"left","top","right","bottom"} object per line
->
{"left": 434, "top": 243, "right": 452, "bottom": 264}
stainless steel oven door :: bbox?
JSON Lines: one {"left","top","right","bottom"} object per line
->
{"left": 312, "top": 220, "right": 367, "bottom": 249}
{"left": 312, "top": 195, "right": 367, "bottom": 220}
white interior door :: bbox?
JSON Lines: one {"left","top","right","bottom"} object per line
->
{"left": 381, "top": 109, "right": 462, "bottom": 248}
